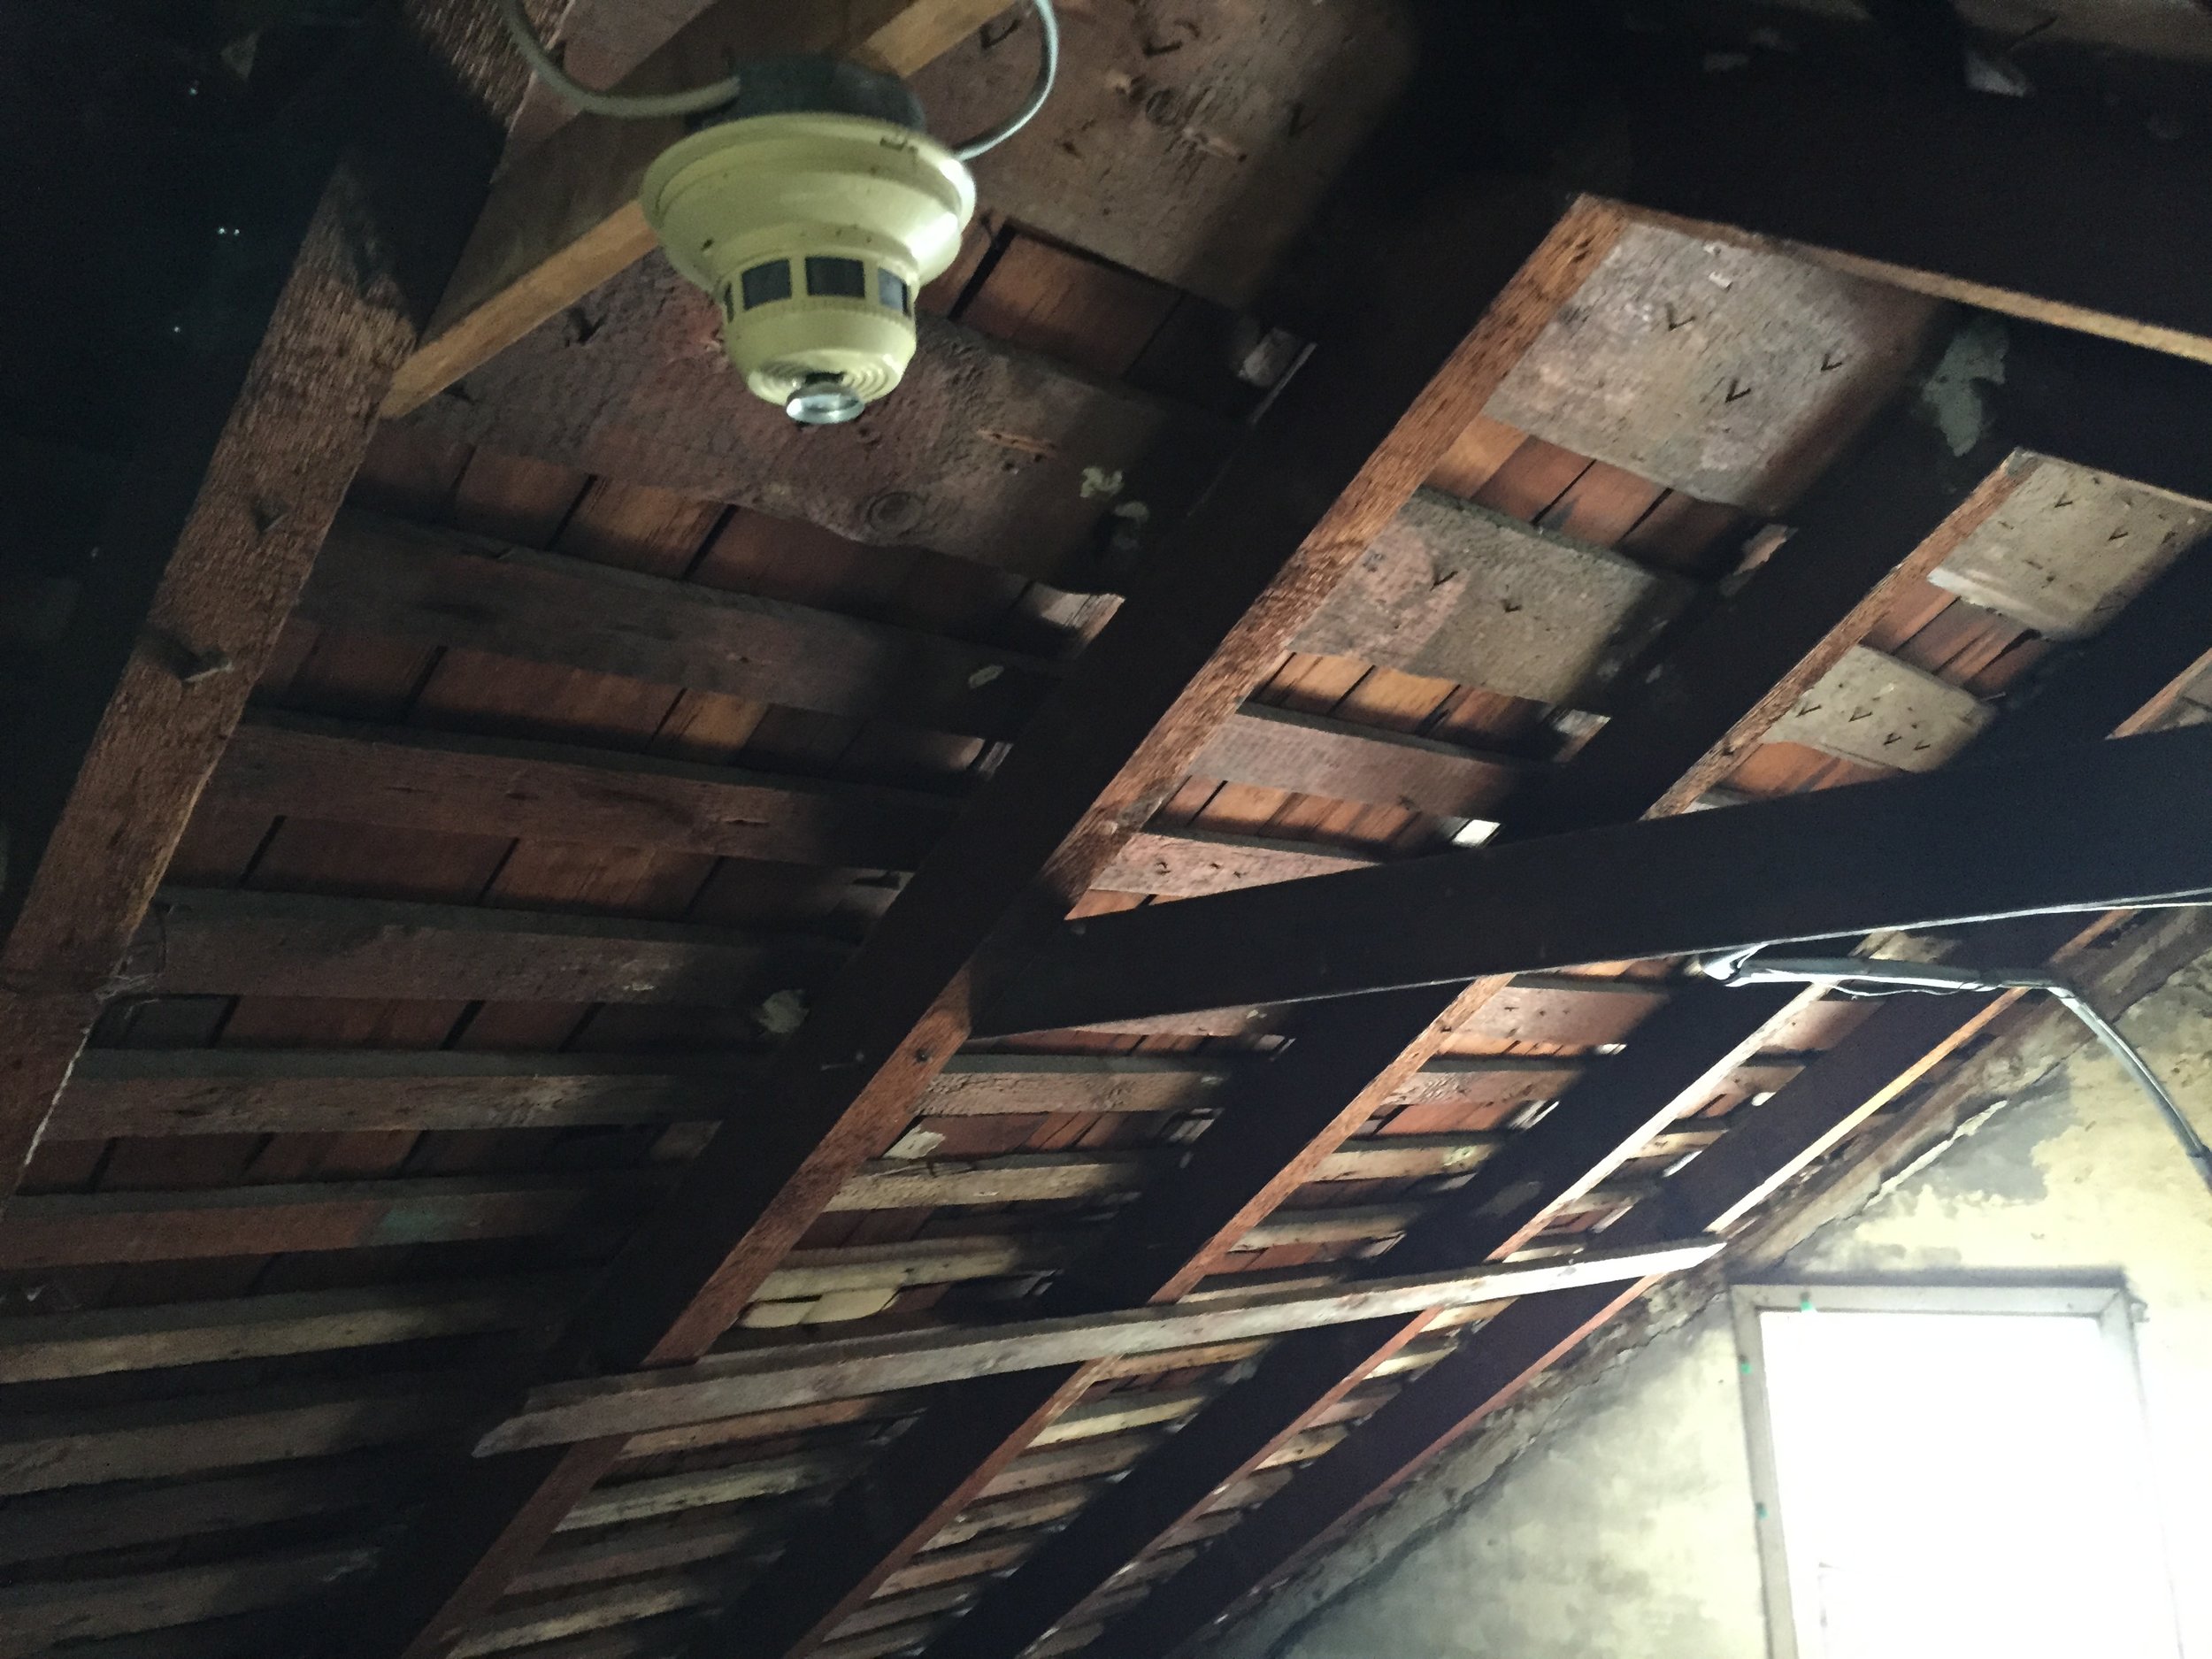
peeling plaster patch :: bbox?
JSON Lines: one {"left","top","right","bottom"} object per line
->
{"left": 1901, "top": 1070, "right": 2073, "bottom": 1206}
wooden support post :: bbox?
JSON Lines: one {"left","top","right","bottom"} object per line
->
{"left": 0, "top": 4, "right": 524, "bottom": 1195}
{"left": 332, "top": 189, "right": 1632, "bottom": 1659}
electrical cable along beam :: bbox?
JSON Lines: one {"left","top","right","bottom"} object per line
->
{"left": 980, "top": 722, "right": 2212, "bottom": 1035}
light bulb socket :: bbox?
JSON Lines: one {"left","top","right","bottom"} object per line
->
{"left": 786, "top": 373, "right": 865, "bottom": 426}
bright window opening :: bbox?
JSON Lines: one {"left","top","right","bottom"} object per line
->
{"left": 1733, "top": 1284, "right": 2181, "bottom": 1659}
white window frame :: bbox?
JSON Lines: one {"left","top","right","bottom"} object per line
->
{"left": 1729, "top": 1279, "right": 2177, "bottom": 1659}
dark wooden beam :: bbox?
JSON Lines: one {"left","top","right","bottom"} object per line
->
{"left": 982, "top": 722, "right": 2212, "bottom": 1032}
{"left": 0, "top": 1, "right": 523, "bottom": 1195}
{"left": 1606, "top": 59, "right": 2212, "bottom": 366}
{"left": 334, "top": 189, "right": 1634, "bottom": 1659}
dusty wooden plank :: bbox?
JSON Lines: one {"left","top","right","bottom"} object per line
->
{"left": 1486, "top": 213, "right": 1941, "bottom": 513}
{"left": 51, "top": 1048, "right": 759, "bottom": 1140}
{"left": 0, "top": 1279, "right": 564, "bottom": 1383}
{"left": 1092, "top": 829, "right": 1373, "bottom": 899}
{"left": 0, "top": 1547, "right": 374, "bottom": 1649}
{"left": 0, "top": 1, "right": 526, "bottom": 1203}
{"left": 215, "top": 712, "right": 960, "bottom": 871}
{"left": 912, "top": 0, "right": 1416, "bottom": 307}
{"left": 1293, "top": 491, "right": 1695, "bottom": 704}
{"left": 399, "top": 275, "right": 1233, "bottom": 584}
{"left": 451, "top": 1570, "right": 727, "bottom": 1658}
{"left": 485, "top": 1240, "right": 1718, "bottom": 1453}
{"left": 380, "top": 0, "right": 1012, "bottom": 418}
{"left": 0, "top": 1379, "right": 469, "bottom": 1496}
{"left": 46, "top": 1048, "right": 1585, "bottom": 1139}
{"left": 833, "top": 1133, "right": 1510, "bottom": 1213}
{"left": 119, "top": 890, "right": 850, "bottom": 1009}
{"left": 0, "top": 1177, "right": 654, "bottom": 1270}
{"left": 1194, "top": 705, "right": 1522, "bottom": 818}
{"left": 298, "top": 515, "right": 1064, "bottom": 742}
{"left": 1927, "top": 459, "right": 2212, "bottom": 639}
{"left": 1762, "top": 642, "right": 1993, "bottom": 773}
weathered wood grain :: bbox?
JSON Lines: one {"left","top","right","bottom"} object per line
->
{"left": 1928, "top": 457, "right": 2212, "bottom": 639}
{"left": 1294, "top": 491, "right": 1694, "bottom": 705}
{"left": 119, "top": 889, "right": 850, "bottom": 1009}
{"left": 399, "top": 273, "right": 1233, "bottom": 583}
{"left": 1762, "top": 643, "right": 1993, "bottom": 773}
{"left": 1486, "top": 214, "right": 1942, "bottom": 514}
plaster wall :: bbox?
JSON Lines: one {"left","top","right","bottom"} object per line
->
{"left": 1205, "top": 956, "right": 2212, "bottom": 1659}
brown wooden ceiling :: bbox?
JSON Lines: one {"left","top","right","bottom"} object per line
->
{"left": 7, "top": 4, "right": 2212, "bottom": 1659}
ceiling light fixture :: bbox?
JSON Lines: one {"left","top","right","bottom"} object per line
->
{"left": 497, "top": 0, "right": 1058, "bottom": 424}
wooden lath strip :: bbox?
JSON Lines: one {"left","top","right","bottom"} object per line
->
{"left": 44, "top": 1048, "right": 1599, "bottom": 1141}
{"left": 480, "top": 1239, "right": 1723, "bottom": 1453}
{"left": 328, "top": 191, "right": 1635, "bottom": 1659}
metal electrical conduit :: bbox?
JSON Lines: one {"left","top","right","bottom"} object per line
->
{"left": 1700, "top": 949, "right": 2212, "bottom": 1199}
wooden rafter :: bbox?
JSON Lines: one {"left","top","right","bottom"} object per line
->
{"left": 0, "top": 4, "right": 524, "bottom": 1192}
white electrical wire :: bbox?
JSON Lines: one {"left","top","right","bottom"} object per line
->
{"left": 949, "top": 0, "right": 1060, "bottom": 160}
{"left": 495, "top": 0, "right": 745, "bottom": 119}
{"left": 1701, "top": 949, "right": 2212, "bottom": 1198}
{"left": 495, "top": 0, "right": 1059, "bottom": 148}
